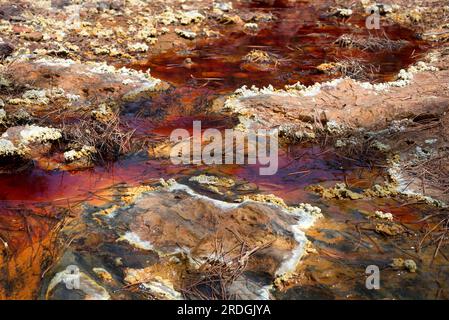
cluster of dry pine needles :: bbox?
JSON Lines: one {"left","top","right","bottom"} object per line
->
{"left": 390, "top": 115, "right": 449, "bottom": 200}
{"left": 35, "top": 104, "right": 136, "bottom": 165}
{"left": 335, "top": 33, "right": 408, "bottom": 52}
{"left": 181, "top": 231, "right": 273, "bottom": 300}
{"left": 61, "top": 112, "right": 135, "bottom": 164}
{"left": 336, "top": 58, "right": 381, "bottom": 81}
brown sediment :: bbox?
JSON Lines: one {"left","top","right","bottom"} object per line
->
{"left": 0, "top": 204, "right": 68, "bottom": 299}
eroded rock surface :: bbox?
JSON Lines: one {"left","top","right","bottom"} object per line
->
{"left": 5, "top": 57, "right": 168, "bottom": 109}
{"left": 222, "top": 55, "right": 449, "bottom": 135}
{"left": 41, "top": 180, "right": 322, "bottom": 300}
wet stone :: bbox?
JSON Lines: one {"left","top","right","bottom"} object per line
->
{"left": 42, "top": 181, "right": 321, "bottom": 299}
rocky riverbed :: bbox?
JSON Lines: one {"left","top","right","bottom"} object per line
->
{"left": 0, "top": 0, "right": 448, "bottom": 300}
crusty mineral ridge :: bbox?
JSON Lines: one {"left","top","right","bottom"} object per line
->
{"left": 222, "top": 57, "right": 449, "bottom": 133}
{"left": 5, "top": 57, "right": 169, "bottom": 107}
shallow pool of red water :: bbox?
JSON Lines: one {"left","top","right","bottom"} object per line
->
{"left": 131, "top": 1, "right": 429, "bottom": 92}
{"left": 0, "top": 146, "right": 353, "bottom": 203}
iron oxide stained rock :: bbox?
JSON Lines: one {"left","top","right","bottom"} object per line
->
{"left": 42, "top": 182, "right": 321, "bottom": 300}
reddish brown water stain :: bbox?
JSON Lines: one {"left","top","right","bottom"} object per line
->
{"left": 131, "top": 4, "right": 429, "bottom": 92}
{"left": 0, "top": 204, "right": 58, "bottom": 251}
{"left": 0, "top": 147, "right": 345, "bottom": 203}
{"left": 0, "top": 158, "right": 169, "bottom": 252}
